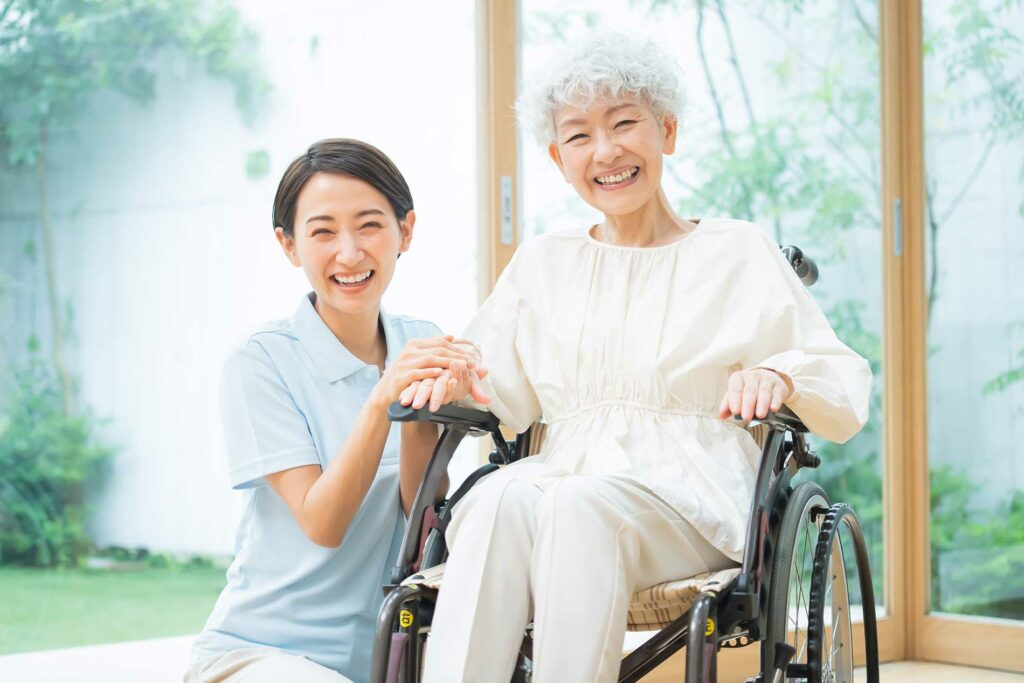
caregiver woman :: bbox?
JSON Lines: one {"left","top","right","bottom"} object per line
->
{"left": 186, "top": 139, "right": 483, "bottom": 683}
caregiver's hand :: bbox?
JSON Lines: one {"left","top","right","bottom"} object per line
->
{"left": 399, "top": 358, "right": 491, "bottom": 412}
{"left": 718, "top": 368, "right": 795, "bottom": 421}
{"left": 369, "top": 336, "right": 477, "bottom": 410}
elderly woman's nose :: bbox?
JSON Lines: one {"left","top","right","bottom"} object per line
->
{"left": 593, "top": 132, "right": 621, "bottom": 164}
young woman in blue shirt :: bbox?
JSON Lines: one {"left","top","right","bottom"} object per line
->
{"left": 186, "top": 139, "right": 484, "bottom": 683}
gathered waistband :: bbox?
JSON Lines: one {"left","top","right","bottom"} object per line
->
{"left": 545, "top": 400, "right": 723, "bottom": 425}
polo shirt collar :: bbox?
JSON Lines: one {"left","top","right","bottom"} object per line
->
{"left": 292, "top": 293, "right": 397, "bottom": 383}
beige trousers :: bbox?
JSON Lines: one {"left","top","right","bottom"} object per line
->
{"left": 421, "top": 461, "right": 734, "bottom": 683}
{"left": 185, "top": 647, "right": 352, "bottom": 683}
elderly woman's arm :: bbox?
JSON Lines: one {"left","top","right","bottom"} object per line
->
{"left": 399, "top": 245, "right": 542, "bottom": 433}
{"left": 735, "top": 227, "right": 873, "bottom": 444}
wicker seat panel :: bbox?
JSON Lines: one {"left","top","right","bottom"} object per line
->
{"left": 401, "top": 564, "right": 741, "bottom": 631}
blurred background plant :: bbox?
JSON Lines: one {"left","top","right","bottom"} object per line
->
{"left": 0, "top": 0, "right": 267, "bottom": 569}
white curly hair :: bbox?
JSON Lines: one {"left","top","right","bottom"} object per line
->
{"left": 516, "top": 30, "right": 686, "bottom": 147}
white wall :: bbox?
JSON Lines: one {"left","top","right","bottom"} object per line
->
{"left": 1, "top": 0, "right": 480, "bottom": 555}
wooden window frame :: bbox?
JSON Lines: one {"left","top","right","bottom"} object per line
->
{"left": 477, "top": 0, "right": 1024, "bottom": 673}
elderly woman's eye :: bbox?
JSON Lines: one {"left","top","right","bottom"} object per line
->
{"left": 565, "top": 133, "right": 588, "bottom": 143}
{"left": 615, "top": 119, "right": 638, "bottom": 128}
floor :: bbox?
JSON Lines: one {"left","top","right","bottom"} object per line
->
{"left": 0, "top": 636, "right": 1020, "bottom": 682}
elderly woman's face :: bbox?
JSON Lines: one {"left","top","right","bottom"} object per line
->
{"left": 548, "top": 97, "right": 677, "bottom": 216}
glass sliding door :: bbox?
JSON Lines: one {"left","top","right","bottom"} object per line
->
{"left": 919, "top": 0, "right": 1024, "bottom": 669}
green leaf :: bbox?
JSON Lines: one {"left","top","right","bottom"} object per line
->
{"left": 245, "top": 149, "right": 270, "bottom": 180}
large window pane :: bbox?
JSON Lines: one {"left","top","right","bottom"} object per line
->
{"left": 519, "top": 0, "right": 885, "bottom": 607}
{"left": 924, "top": 0, "right": 1024, "bottom": 621}
{"left": 0, "top": 0, "right": 478, "bottom": 653}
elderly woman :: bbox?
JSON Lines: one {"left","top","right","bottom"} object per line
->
{"left": 407, "top": 32, "right": 871, "bottom": 683}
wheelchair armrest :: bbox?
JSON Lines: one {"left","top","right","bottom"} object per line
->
{"left": 386, "top": 402, "right": 508, "bottom": 586}
{"left": 747, "top": 405, "right": 808, "bottom": 433}
{"left": 387, "top": 402, "right": 501, "bottom": 436}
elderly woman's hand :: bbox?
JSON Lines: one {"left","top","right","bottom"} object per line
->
{"left": 369, "top": 336, "right": 477, "bottom": 411}
{"left": 399, "top": 359, "right": 491, "bottom": 413}
{"left": 718, "top": 368, "right": 795, "bottom": 421}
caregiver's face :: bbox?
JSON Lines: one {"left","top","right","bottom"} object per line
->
{"left": 277, "top": 172, "right": 413, "bottom": 319}
{"left": 548, "top": 97, "right": 677, "bottom": 216}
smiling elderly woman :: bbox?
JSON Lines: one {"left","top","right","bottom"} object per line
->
{"left": 410, "top": 31, "right": 872, "bottom": 683}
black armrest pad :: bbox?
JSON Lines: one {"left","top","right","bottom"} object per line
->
{"left": 387, "top": 402, "right": 500, "bottom": 435}
{"left": 757, "top": 406, "right": 808, "bottom": 433}
{"left": 734, "top": 406, "right": 808, "bottom": 433}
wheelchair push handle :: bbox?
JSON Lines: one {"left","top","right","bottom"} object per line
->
{"left": 781, "top": 245, "right": 819, "bottom": 287}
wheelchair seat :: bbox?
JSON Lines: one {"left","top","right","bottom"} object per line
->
{"left": 400, "top": 562, "right": 742, "bottom": 632}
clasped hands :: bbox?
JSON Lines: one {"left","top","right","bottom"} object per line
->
{"left": 370, "top": 335, "right": 491, "bottom": 414}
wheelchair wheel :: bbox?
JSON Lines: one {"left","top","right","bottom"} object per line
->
{"left": 807, "top": 504, "right": 880, "bottom": 683}
{"left": 765, "top": 481, "right": 830, "bottom": 682}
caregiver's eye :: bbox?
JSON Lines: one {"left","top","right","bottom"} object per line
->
{"left": 359, "top": 221, "right": 383, "bottom": 230}
{"left": 311, "top": 228, "right": 334, "bottom": 237}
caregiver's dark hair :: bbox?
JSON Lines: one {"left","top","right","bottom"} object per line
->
{"left": 273, "top": 138, "right": 414, "bottom": 236}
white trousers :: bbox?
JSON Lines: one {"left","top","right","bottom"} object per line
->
{"left": 184, "top": 647, "right": 352, "bottom": 682}
{"left": 421, "top": 461, "right": 734, "bottom": 683}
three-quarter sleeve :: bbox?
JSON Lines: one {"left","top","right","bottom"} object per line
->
{"left": 461, "top": 249, "right": 542, "bottom": 434}
{"left": 220, "top": 342, "right": 320, "bottom": 489}
{"left": 741, "top": 228, "right": 873, "bottom": 444}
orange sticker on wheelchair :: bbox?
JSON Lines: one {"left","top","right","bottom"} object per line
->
{"left": 400, "top": 610, "right": 415, "bottom": 628}
{"left": 705, "top": 618, "right": 715, "bottom": 636}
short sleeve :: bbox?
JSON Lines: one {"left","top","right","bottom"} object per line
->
{"left": 741, "top": 227, "right": 873, "bottom": 444}
{"left": 461, "top": 248, "right": 542, "bottom": 434}
{"left": 220, "top": 343, "right": 321, "bottom": 489}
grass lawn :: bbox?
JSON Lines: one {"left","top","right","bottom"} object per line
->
{"left": 0, "top": 565, "right": 226, "bottom": 655}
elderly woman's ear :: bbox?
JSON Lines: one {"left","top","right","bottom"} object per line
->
{"left": 548, "top": 143, "right": 566, "bottom": 176}
{"left": 661, "top": 114, "right": 679, "bottom": 154}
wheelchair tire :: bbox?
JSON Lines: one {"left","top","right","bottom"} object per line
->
{"left": 764, "top": 480, "right": 830, "bottom": 682}
{"left": 806, "top": 504, "right": 880, "bottom": 683}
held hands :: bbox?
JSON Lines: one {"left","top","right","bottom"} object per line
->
{"left": 370, "top": 336, "right": 484, "bottom": 411}
{"left": 718, "top": 368, "right": 795, "bottom": 421}
{"left": 399, "top": 354, "right": 491, "bottom": 413}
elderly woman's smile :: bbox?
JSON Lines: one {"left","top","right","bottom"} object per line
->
{"left": 594, "top": 166, "right": 639, "bottom": 187}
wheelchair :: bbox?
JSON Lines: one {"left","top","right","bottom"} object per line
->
{"left": 370, "top": 246, "right": 880, "bottom": 683}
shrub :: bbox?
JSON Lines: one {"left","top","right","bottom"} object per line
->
{"left": 0, "top": 355, "right": 115, "bottom": 567}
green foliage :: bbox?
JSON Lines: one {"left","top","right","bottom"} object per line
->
{"left": 984, "top": 349, "right": 1024, "bottom": 394}
{"left": 929, "top": 466, "right": 1024, "bottom": 619}
{"left": 0, "top": 355, "right": 115, "bottom": 567}
{"left": 0, "top": 0, "right": 269, "bottom": 166}
{"left": 245, "top": 148, "right": 270, "bottom": 179}
{"left": 0, "top": 0, "right": 268, "bottom": 567}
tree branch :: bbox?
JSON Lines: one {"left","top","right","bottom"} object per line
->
{"left": 937, "top": 132, "right": 998, "bottom": 227}
{"left": 35, "top": 120, "right": 75, "bottom": 418}
{"left": 0, "top": 0, "right": 16, "bottom": 27}
{"left": 696, "top": 0, "right": 754, "bottom": 221}
{"left": 850, "top": 0, "right": 878, "bottom": 44}
{"left": 714, "top": 0, "right": 758, "bottom": 133}
{"left": 696, "top": 1, "right": 736, "bottom": 160}
{"left": 824, "top": 133, "right": 876, "bottom": 189}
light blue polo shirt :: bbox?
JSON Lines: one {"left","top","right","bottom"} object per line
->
{"left": 190, "top": 293, "right": 441, "bottom": 682}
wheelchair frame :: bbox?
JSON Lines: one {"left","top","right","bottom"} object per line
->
{"left": 370, "top": 403, "right": 880, "bottom": 683}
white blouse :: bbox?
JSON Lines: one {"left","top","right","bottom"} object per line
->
{"left": 465, "top": 218, "right": 872, "bottom": 561}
